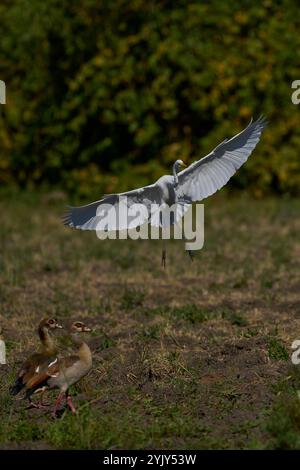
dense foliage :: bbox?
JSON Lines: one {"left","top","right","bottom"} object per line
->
{"left": 0, "top": 0, "right": 299, "bottom": 198}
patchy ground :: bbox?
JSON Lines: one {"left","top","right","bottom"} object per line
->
{"left": 0, "top": 190, "right": 300, "bottom": 449}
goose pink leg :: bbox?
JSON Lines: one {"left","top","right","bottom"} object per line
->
{"left": 52, "top": 391, "right": 64, "bottom": 418}
{"left": 66, "top": 395, "right": 77, "bottom": 415}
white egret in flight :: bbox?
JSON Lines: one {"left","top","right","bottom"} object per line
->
{"left": 63, "top": 116, "right": 267, "bottom": 266}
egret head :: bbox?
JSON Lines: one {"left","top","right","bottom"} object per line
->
{"left": 174, "top": 159, "right": 187, "bottom": 172}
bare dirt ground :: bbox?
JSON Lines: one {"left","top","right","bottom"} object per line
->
{"left": 0, "top": 190, "right": 300, "bottom": 449}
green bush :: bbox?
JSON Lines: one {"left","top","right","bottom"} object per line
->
{"left": 0, "top": 0, "right": 300, "bottom": 197}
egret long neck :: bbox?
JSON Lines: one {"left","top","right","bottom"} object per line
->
{"left": 172, "top": 163, "right": 178, "bottom": 185}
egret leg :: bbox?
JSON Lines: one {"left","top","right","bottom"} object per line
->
{"left": 161, "top": 240, "right": 167, "bottom": 268}
{"left": 184, "top": 239, "right": 194, "bottom": 262}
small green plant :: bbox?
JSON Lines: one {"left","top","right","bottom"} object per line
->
{"left": 100, "top": 332, "right": 116, "bottom": 350}
{"left": 221, "top": 308, "right": 248, "bottom": 327}
{"left": 167, "top": 305, "right": 217, "bottom": 324}
{"left": 121, "top": 288, "right": 145, "bottom": 310}
{"left": 243, "top": 327, "right": 259, "bottom": 338}
{"left": 267, "top": 337, "right": 289, "bottom": 361}
{"left": 139, "top": 324, "right": 161, "bottom": 341}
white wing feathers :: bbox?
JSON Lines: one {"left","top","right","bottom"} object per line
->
{"left": 176, "top": 116, "right": 267, "bottom": 203}
{"left": 63, "top": 184, "right": 163, "bottom": 231}
{"left": 63, "top": 116, "right": 267, "bottom": 231}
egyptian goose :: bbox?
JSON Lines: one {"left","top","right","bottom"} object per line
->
{"left": 23, "top": 321, "right": 92, "bottom": 417}
{"left": 10, "top": 317, "right": 63, "bottom": 407}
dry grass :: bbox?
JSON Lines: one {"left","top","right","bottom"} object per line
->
{"left": 0, "top": 189, "right": 300, "bottom": 449}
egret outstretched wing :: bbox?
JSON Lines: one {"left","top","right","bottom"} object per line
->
{"left": 63, "top": 116, "right": 267, "bottom": 234}
{"left": 63, "top": 184, "right": 163, "bottom": 231}
{"left": 176, "top": 116, "right": 267, "bottom": 203}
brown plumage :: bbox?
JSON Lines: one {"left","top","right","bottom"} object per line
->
{"left": 23, "top": 321, "right": 92, "bottom": 417}
{"left": 10, "top": 318, "right": 63, "bottom": 407}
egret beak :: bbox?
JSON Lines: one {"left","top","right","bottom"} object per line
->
{"left": 56, "top": 324, "right": 63, "bottom": 329}
{"left": 83, "top": 327, "right": 92, "bottom": 332}
{"left": 181, "top": 161, "right": 187, "bottom": 168}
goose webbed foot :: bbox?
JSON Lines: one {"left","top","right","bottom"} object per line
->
{"left": 26, "top": 398, "right": 48, "bottom": 410}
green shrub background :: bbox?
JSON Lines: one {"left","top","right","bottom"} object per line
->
{"left": 0, "top": 0, "right": 299, "bottom": 199}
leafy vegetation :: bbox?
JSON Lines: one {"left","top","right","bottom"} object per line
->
{"left": 0, "top": 1, "right": 300, "bottom": 197}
